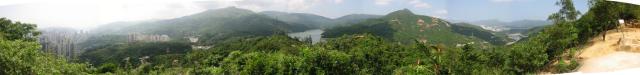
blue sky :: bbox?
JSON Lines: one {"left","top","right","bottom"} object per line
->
{"left": 445, "top": 0, "right": 590, "bottom": 22}
{"left": 281, "top": 0, "right": 590, "bottom": 22}
{"left": 0, "top": 0, "right": 590, "bottom": 29}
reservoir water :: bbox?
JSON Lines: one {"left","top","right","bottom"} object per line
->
{"left": 287, "top": 29, "right": 324, "bottom": 44}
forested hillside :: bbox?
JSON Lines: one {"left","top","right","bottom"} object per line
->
{"left": 333, "top": 14, "right": 383, "bottom": 27}
{"left": 324, "top": 9, "right": 509, "bottom": 46}
{"left": 260, "top": 11, "right": 334, "bottom": 29}
{"left": 91, "top": 7, "right": 312, "bottom": 45}
{"left": 260, "top": 11, "right": 382, "bottom": 29}
{"left": 91, "top": 7, "right": 381, "bottom": 45}
{"left": 450, "top": 23, "right": 513, "bottom": 45}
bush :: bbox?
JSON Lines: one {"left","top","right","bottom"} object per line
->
{"left": 0, "top": 40, "right": 93, "bottom": 74}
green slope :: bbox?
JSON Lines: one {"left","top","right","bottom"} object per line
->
{"left": 333, "top": 14, "right": 382, "bottom": 27}
{"left": 260, "top": 11, "right": 382, "bottom": 29}
{"left": 139, "top": 7, "right": 310, "bottom": 35}
{"left": 259, "top": 11, "right": 333, "bottom": 29}
{"left": 92, "top": 7, "right": 312, "bottom": 44}
{"left": 324, "top": 9, "right": 496, "bottom": 46}
{"left": 450, "top": 23, "right": 513, "bottom": 45}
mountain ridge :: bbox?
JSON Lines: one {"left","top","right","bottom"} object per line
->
{"left": 324, "top": 9, "right": 511, "bottom": 46}
{"left": 91, "top": 7, "right": 311, "bottom": 44}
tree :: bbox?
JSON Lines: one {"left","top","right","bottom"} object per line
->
{"left": 0, "top": 18, "right": 92, "bottom": 75}
{"left": 548, "top": 0, "right": 581, "bottom": 23}
{"left": 580, "top": 0, "right": 640, "bottom": 41}
{"left": 0, "top": 39, "right": 93, "bottom": 74}
{"left": 0, "top": 18, "right": 40, "bottom": 41}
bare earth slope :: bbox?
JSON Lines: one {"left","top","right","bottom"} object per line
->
{"left": 568, "top": 28, "right": 640, "bottom": 74}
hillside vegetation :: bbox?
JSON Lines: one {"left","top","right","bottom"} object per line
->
{"left": 92, "top": 7, "right": 312, "bottom": 45}
{"left": 324, "top": 9, "right": 510, "bottom": 46}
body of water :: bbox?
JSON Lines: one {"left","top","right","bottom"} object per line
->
{"left": 287, "top": 29, "right": 324, "bottom": 44}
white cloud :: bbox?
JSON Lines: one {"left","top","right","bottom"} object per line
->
{"left": 285, "top": 0, "right": 320, "bottom": 11}
{"left": 435, "top": 9, "right": 448, "bottom": 14}
{"left": 334, "top": 0, "right": 343, "bottom": 4}
{"left": 430, "top": 9, "right": 448, "bottom": 19}
{"left": 409, "top": 0, "right": 431, "bottom": 9}
{"left": 375, "top": 0, "right": 392, "bottom": 5}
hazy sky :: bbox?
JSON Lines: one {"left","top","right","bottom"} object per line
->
{"left": 0, "top": 0, "right": 589, "bottom": 30}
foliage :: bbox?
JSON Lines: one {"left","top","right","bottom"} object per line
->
{"left": 323, "top": 19, "right": 396, "bottom": 38}
{"left": 0, "top": 40, "right": 94, "bottom": 75}
{"left": 80, "top": 41, "right": 192, "bottom": 68}
{"left": 498, "top": 0, "right": 640, "bottom": 73}
{"left": 393, "top": 65, "right": 433, "bottom": 75}
{"left": 548, "top": 0, "right": 581, "bottom": 23}
{"left": 183, "top": 34, "right": 519, "bottom": 74}
{"left": 323, "top": 9, "right": 493, "bottom": 46}
{"left": 0, "top": 18, "right": 40, "bottom": 41}
{"left": 575, "top": 0, "right": 640, "bottom": 42}
{"left": 0, "top": 18, "right": 93, "bottom": 75}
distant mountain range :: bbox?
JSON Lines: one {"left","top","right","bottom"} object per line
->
{"left": 466, "top": 19, "right": 551, "bottom": 42}
{"left": 259, "top": 11, "right": 381, "bottom": 29}
{"left": 87, "top": 7, "right": 524, "bottom": 46}
{"left": 259, "top": 11, "right": 333, "bottom": 29}
{"left": 468, "top": 19, "right": 551, "bottom": 32}
{"left": 90, "top": 7, "right": 380, "bottom": 44}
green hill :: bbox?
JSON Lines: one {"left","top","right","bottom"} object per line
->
{"left": 260, "top": 11, "right": 382, "bottom": 29}
{"left": 259, "top": 11, "right": 333, "bottom": 29}
{"left": 92, "top": 7, "right": 312, "bottom": 44}
{"left": 333, "top": 14, "right": 382, "bottom": 26}
{"left": 450, "top": 23, "right": 513, "bottom": 45}
{"left": 139, "top": 7, "right": 310, "bottom": 34}
{"left": 324, "top": 9, "right": 502, "bottom": 46}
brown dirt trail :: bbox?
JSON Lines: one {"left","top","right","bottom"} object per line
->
{"left": 576, "top": 28, "right": 640, "bottom": 73}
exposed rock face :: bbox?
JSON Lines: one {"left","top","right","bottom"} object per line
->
{"left": 391, "top": 18, "right": 401, "bottom": 25}
{"left": 418, "top": 19, "right": 425, "bottom": 32}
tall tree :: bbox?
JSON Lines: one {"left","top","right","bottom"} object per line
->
{"left": 0, "top": 18, "right": 91, "bottom": 75}
{"left": 548, "top": 0, "right": 581, "bottom": 23}
{"left": 0, "top": 18, "right": 40, "bottom": 41}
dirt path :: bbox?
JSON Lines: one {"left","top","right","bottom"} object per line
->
{"left": 571, "top": 28, "right": 640, "bottom": 73}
